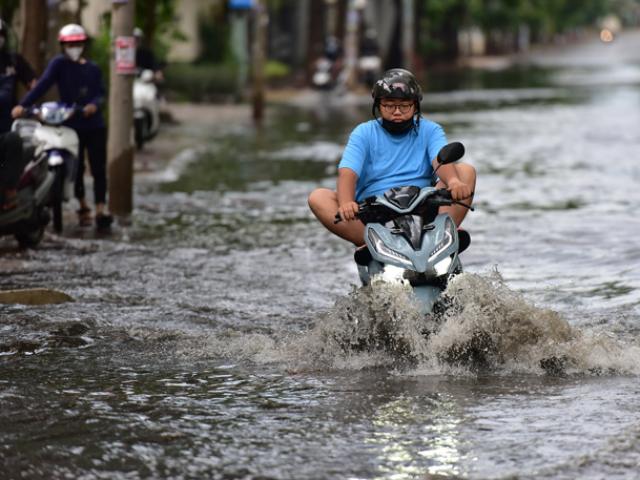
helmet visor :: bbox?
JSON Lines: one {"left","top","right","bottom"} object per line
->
{"left": 374, "top": 79, "right": 417, "bottom": 100}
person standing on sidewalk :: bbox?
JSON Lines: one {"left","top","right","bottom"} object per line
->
{"left": 12, "top": 23, "right": 112, "bottom": 231}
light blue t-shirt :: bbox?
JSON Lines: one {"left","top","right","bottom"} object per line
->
{"left": 338, "top": 118, "right": 447, "bottom": 201}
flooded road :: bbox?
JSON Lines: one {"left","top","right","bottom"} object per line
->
{"left": 2, "top": 31, "right": 640, "bottom": 479}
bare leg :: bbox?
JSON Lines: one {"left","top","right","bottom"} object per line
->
{"left": 436, "top": 163, "right": 476, "bottom": 226}
{"left": 308, "top": 188, "right": 365, "bottom": 246}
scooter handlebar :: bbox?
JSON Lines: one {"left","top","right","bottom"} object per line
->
{"left": 333, "top": 188, "right": 473, "bottom": 224}
{"left": 22, "top": 104, "right": 84, "bottom": 120}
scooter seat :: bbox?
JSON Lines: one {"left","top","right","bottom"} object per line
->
{"left": 354, "top": 246, "right": 373, "bottom": 266}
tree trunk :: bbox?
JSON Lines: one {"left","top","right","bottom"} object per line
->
{"left": 142, "top": 0, "right": 157, "bottom": 49}
{"left": 306, "top": 0, "right": 325, "bottom": 81}
{"left": 19, "top": 0, "right": 47, "bottom": 75}
{"left": 251, "top": 0, "right": 267, "bottom": 123}
{"left": 75, "top": 0, "right": 88, "bottom": 24}
{"left": 107, "top": 0, "right": 135, "bottom": 219}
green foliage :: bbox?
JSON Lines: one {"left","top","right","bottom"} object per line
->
{"left": 87, "top": 19, "right": 112, "bottom": 88}
{"left": 135, "top": 0, "right": 185, "bottom": 63}
{"left": 0, "top": 0, "right": 20, "bottom": 25}
{"left": 265, "top": 60, "right": 290, "bottom": 79}
{"left": 418, "top": 0, "right": 614, "bottom": 58}
{"left": 197, "top": 12, "right": 232, "bottom": 64}
{"left": 163, "top": 63, "right": 238, "bottom": 102}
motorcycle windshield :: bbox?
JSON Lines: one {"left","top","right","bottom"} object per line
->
{"left": 394, "top": 214, "right": 424, "bottom": 250}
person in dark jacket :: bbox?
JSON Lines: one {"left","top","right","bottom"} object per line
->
{"left": 0, "top": 18, "right": 35, "bottom": 210}
{"left": 12, "top": 23, "right": 112, "bottom": 231}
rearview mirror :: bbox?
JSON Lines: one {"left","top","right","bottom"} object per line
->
{"left": 437, "top": 142, "right": 465, "bottom": 165}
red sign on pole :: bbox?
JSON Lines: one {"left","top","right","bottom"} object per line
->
{"left": 115, "top": 36, "right": 136, "bottom": 74}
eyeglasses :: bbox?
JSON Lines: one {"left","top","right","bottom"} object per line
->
{"left": 379, "top": 103, "right": 414, "bottom": 113}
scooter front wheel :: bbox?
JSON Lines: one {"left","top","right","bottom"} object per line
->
{"left": 15, "top": 206, "right": 49, "bottom": 248}
{"left": 50, "top": 167, "right": 65, "bottom": 233}
{"left": 15, "top": 226, "right": 45, "bottom": 249}
{"left": 134, "top": 116, "right": 147, "bottom": 150}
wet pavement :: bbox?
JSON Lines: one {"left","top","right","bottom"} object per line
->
{"left": 2, "top": 30, "right": 640, "bottom": 480}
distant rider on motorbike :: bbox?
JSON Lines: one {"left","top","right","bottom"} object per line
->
{"left": 308, "top": 68, "right": 476, "bottom": 246}
{"left": 134, "top": 27, "right": 164, "bottom": 83}
{"left": 12, "top": 23, "right": 112, "bottom": 231}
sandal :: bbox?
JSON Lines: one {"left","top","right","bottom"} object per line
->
{"left": 95, "top": 213, "right": 113, "bottom": 232}
{"left": 77, "top": 207, "right": 92, "bottom": 227}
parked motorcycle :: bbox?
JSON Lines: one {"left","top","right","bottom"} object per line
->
{"left": 358, "top": 54, "right": 382, "bottom": 88}
{"left": 312, "top": 56, "right": 341, "bottom": 90}
{"left": 133, "top": 69, "right": 160, "bottom": 150}
{"left": 336, "top": 142, "right": 472, "bottom": 314}
{"left": 0, "top": 128, "right": 52, "bottom": 248}
{"left": 358, "top": 30, "right": 382, "bottom": 87}
{"left": 20, "top": 102, "right": 80, "bottom": 233}
{"left": 312, "top": 36, "right": 344, "bottom": 91}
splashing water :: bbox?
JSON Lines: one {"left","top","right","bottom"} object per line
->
{"left": 427, "top": 271, "right": 640, "bottom": 376}
{"left": 289, "top": 277, "right": 432, "bottom": 370}
{"left": 279, "top": 270, "right": 640, "bottom": 376}
{"left": 143, "top": 268, "right": 640, "bottom": 377}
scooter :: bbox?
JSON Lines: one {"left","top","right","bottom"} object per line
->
{"left": 0, "top": 129, "right": 52, "bottom": 248}
{"left": 20, "top": 102, "right": 80, "bottom": 233}
{"left": 312, "top": 56, "right": 338, "bottom": 90}
{"left": 336, "top": 142, "right": 472, "bottom": 314}
{"left": 358, "top": 53, "right": 382, "bottom": 88}
{"left": 133, "top": 69, "right": 160, "bottom": 150}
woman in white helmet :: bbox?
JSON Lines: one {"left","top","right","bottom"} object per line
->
{"left": 12, "top": 23, "right": 113, "bottom": 232}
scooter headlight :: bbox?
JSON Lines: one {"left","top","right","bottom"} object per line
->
{"left": 368, "top": 229, "right": 413, "bottom": 268}
{"left": 429, "top": 217, "right": 455, "bottom": 261}
{"left": 39, "top": 103, "right": 73, "bottom": 125}
{"left": 434, "top": 255, "right": 453, "bottom": 276}
{"left": 48, "top": 151, "right": 64, "bottom": 166}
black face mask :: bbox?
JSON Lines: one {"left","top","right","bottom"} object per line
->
{"left": 381, "top": 117, "right": 414, "bottom": 135}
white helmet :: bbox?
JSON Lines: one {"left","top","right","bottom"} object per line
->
{"left": 58, "top": 24, "right": 87, "bottom": 43}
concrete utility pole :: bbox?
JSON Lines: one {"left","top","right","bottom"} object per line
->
{"left": 343, "top": 0, "right": 365, "bottom": 90}
{"left": 401, "top": 0, "right": 415, "bottom": 72}
{"left": 107, "top": 0, "right": 135, "bottom": 220}
{"left": 19, "top": 0, "right": 47, "bottom": 74}
{"left": 251, "top": 0, "right": 268, "bottom": 123}
{"left": 230, "top": 12, "right": 249, "bottom": 100}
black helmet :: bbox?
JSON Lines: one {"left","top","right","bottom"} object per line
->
{"left": 371, "top": 68, "right": 422, "bottom": 102}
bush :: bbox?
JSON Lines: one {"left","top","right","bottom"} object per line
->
{"left": 163, "top": 63, "right": 238, "bottom": 102}
{"left": 265, "top": 60, "right": 290, "bottom": 79}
